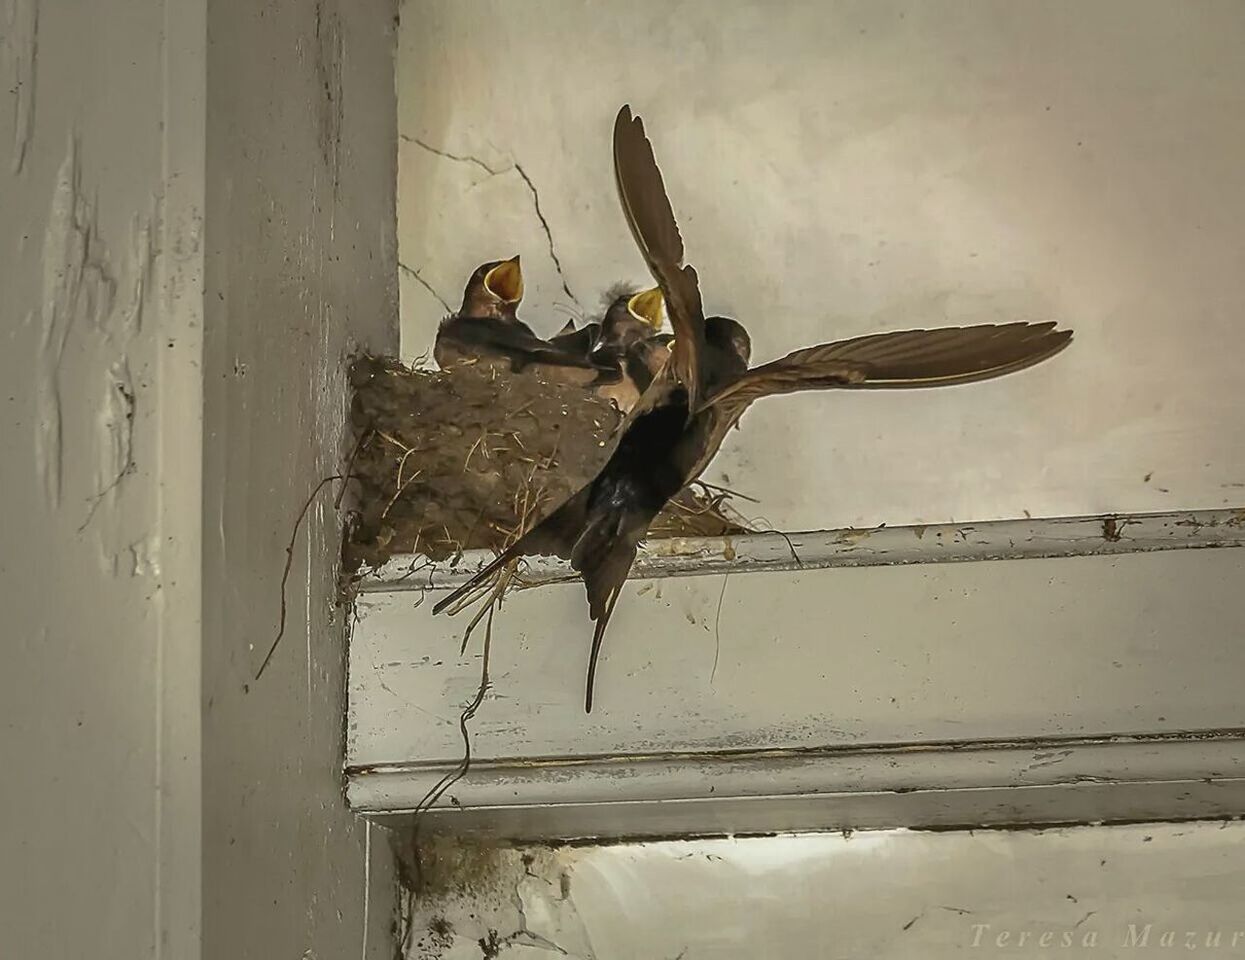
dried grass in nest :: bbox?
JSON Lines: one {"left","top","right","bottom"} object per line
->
{"left": 345, "top": 355, "right": 751, "bottom": 571}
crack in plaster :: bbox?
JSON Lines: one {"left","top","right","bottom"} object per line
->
{"left": 401, "top": 135, "right": 582, "bottom": 308}
{"left": 35, "top": 135, "right": 159, "bottom": 554}
{"left": 399, "top": 261, "right": 452, "bottom": 314}
{"left": 507, "top": 882, "right": 571, "bottom": 956}
{"left": 38, "top": 137, "right": 118, "bottom": 509}
{"left": 78, "top": 359, "right": 136, "bottom": 533}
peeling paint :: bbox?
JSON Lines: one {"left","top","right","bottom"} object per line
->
{"left": 127, "top": 536, "right": 160, "bottom": 578}
{"left": 32, "top": 136, "right": 158, "bottom": 526}
{"left": 95, "top": 535, "right": 161, "bottom": 579}
{"left": 314, "top": 0, "right": 343, "bottom": 196}
{"left": 36, "top": 137, "right": 117, "bottom": 508}
{"left": 112, "top": 211, "right": 155, "bottom": 340}
{"left": 401, "top": 826, "right": 1245, "bottom": 959}
{"left": 3, "top": 0, "right": 38, "bottom": 174}
{"left": 403, "top": 845, "right": 589, "bottom": 960}
{"left": 79, "top": 359, "right": 136, "bottom": 532}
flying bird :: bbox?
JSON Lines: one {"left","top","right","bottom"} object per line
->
{"left": 435, "top": 106, "right": 1073, "bottom": 712}
{"left": 434, "top": 256, "right": 619, "bottom": 385}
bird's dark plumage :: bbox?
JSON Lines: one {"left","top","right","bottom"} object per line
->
{"left": 613, "top": 106, "right": 708, "bottom": 415}
{"left": 434, "top": 105, "right": 1074, "bottom": 712}
{"left": 549, "top": 319, "right": 602, "bottom": 360}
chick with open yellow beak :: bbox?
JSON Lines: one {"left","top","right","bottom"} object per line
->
{"left": 434, "top": 256, "right": 618, "bottom": 383}
{"left": 590, "top": 285, "right": 671, "bottom": 412}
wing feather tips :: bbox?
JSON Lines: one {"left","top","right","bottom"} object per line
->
{"left": 703, "top": 322, "right": 1073, "bottom": 410}
{"left": 805, "top": 322, "right": 1071, "bottom": 382}
{"left": 612, "top": 105, "right": 686, "bottom": 270}
{"left": 611, "top": 103, "right": 705, "bottom": 411}
{"left": 849, "top": 324, "right": 1072, "bottom": 386}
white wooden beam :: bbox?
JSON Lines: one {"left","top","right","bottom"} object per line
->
{"left": 357, "top": 508, "right": 1245, "bottom": 592}
{"left": 350, "top": 730, "right": 1245, "bottom": 840}
{"left": 347, "top": 509, "right": 1245, "bottom": 840}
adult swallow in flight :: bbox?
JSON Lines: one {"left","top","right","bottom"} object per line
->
{"left": 435, "top": 106, "right": 1072, "bottom": 712}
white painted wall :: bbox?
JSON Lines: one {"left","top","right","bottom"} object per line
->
{"left": 397, "top": 0, "right": 1245, "bottom": 532}
{"left": 351, "top": 548, "right": 1245, "bottom": 766}
{"left": 1, "top": 0, "right": 401, "bottom": 956}
{"left": 1, "top": 0, "right": 203, "bottom": 954}
{"left": 404, "top": 822, "right": 1245, "bottom": 960}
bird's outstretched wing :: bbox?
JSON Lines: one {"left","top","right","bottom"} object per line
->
{"left": 613, "top": 105, "right": 708, "bottom": 412}
{"left": 702, "top": 322, "right": 1072, "bottom": 418}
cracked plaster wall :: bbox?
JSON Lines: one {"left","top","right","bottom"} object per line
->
{"left": 397, "top": 0, "right": 1245, "bottom": 532}
{"left": 2, "top": 0, "right": 400, "bottom": 956}
{"left": 404, "top": 823, "right": 1245, "bottom": 959}
{"left": 1, "top": 0, "right": 203, "bottom": 953}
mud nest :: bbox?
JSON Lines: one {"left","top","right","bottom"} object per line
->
{"left": 345, "top": 356, "right": 751, "bottom": 569}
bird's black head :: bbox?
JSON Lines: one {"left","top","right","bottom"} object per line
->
{"left": 705, "top": 315, "right": 752, "bottom": 366}
{"left": 459, "top": 255, "right": 524, "bottom": 320}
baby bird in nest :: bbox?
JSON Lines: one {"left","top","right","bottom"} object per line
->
{"left": 544, "top": 285, "right": 669, "bottom": 413}
{"left": 434, "top": 256, "right": 620, "bottom": 387}
{"left": 590, "top": 285, "right": 671, "bottom": 413}
{"left": 437, "top": 106, "right": 1073, "bottom": 713}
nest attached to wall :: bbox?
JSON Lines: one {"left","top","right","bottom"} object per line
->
{"left": 345, "top": 356, "right": 751, "bottom": 570}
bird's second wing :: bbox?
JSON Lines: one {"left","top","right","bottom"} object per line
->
{"left": 702, "top": 322, "right": 1072, "bottom": 417}
{"left": 613, "top": 105, "right": 707, "bottom": 411}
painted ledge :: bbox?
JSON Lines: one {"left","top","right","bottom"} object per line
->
{"left": 355, "top": 507, "right": 1245, "bottom": 592}
{"left": 350, "top": 729, "right": 1245, "bottom": 840}
{"left": 347, "top": 508, "right": 1245, "bottom": 840}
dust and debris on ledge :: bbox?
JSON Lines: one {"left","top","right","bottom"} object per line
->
{"left": 344, "top": 355, "right": 750, "bottom": 571}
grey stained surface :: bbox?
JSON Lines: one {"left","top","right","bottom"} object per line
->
{"left": 402, "top": 822, "right": 1245, "bottom": 960}
{"left": 350, "top": 547, "right": 1245, "bottom": 766}
{"left": 1, "top": 0, "right": 401, "bottom": 957}
{"left": 0, "top": 0, "right": 204, "bottom": 954}
{"left": 202, "top": 0, "right": 400, "bottom": 958}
